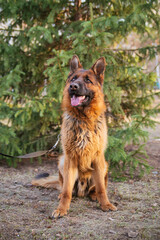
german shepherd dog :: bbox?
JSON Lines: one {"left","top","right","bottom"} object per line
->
{"left": 32, "top": 55, "right": 117, "bottom": 218}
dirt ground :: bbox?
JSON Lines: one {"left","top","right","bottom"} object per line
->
{"left": 0, "top": 107, "right": 160, "bottom": 240}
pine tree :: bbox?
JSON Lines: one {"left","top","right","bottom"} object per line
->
{"left": 0, "top": 0, "right": 160, "bottom": 174}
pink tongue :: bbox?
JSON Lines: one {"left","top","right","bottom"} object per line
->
{"left": 71, "top": 95, "right": 84, "bottom": 106}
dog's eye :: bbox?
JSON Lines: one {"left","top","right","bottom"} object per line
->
{"left": 85, "top": 76, "right": 92, "bottom": 84}
{"left": 71, "top": 76, "right": 77, "bottom": 82}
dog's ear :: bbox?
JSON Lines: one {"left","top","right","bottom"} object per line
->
{"left": 70, "top": 55, "right": 83, "bottom": 73}
{"left": 91, "top": 57, "right": 106, "bottom": 85}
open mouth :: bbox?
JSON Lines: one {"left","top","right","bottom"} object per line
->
{"left": 71, "top": 95, "right": 89, "bottom": 107}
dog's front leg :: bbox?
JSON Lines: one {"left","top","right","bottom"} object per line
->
{"left": 52, "top": 157, "right": 78, "bottom": 218}
{"left": 92, "top": 155, "right": 117, "bottom": 211}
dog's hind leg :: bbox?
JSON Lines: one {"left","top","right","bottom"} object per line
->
{"left": 88, "top": 161, "right": 109, "bottom": 201}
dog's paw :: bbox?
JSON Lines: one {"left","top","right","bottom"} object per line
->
{"left": 101, "top": 203, "right": 117, "bottom": 211}
{"left": 51, "top": 208, "right": 67, "bottom": 219}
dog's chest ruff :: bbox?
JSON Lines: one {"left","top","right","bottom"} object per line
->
{"left": 62, "top": 112, "right": 105, "bottom": 155}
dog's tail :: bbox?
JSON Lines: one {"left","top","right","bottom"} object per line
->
{"left": 31, "top": 172, "right": 61, "bottom": 190}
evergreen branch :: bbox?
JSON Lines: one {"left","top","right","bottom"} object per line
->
{"left": 145, "top": 63, "right": 160, "bottom": 74}
{"left": 136, "top": 91, "right": 160, "bottom": 101}
{"left": 127, "top": 144, "right": 146, "bottom": 158}
{"left": 0, "top": 35, "right": 18, "bottom": 38}
{"left": 104, "top": 45, "right": 160, "bottom": 52}
{"left": 0, "top": 28, "right": 24, "bottom": 32}
{"left": 133, "top": 105, "right": 159, "bottom": 130}
{"left": 57, "top": 53, "right": 66, "bottom": 80}
{"left": 89, "top": 3, "right": 94, "bottom": 31}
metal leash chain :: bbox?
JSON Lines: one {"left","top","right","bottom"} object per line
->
{"left": 0, "top": 134, "right": 61, "bottom": 159}
{"left": 48, "top": 134, "right": 61, "bottom": 153}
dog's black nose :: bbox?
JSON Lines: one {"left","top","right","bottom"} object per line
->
{"left": 70, "top": 83, "right": 79, "bottom": 91}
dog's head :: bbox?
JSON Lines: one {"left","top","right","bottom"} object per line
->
{"left": 62, "top": 55, "right": 106, "bottom": 114}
